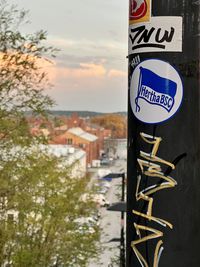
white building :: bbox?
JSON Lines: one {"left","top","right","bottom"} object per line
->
{"left": 42, "top": 144, "right": 86, "bottom": 178}
{"left": 104, "top": 138, "right": 127, "bottom": 160}
{"left": 0, "top": 144, "right": 87, "bottom": 224}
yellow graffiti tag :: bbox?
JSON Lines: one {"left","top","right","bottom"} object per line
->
{"left": 132, "top": 132, "right": 177, "bottom": 267}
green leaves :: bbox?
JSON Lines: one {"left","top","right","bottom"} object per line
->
{"left": 0, "top": 1, "right": 100, "bottom": 266}
{"left": 0, "top": 147, "right": 100, "bottom": 266}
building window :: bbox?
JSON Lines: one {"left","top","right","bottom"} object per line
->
{"left": 67, "top": 138, "right": 73, "bottom": 145}
{"left": 79, "top": 143, "right": 85, "bottom": 148}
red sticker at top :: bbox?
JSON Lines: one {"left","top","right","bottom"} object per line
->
{"left": 129, "top": 0, "right": 151, "bottom": 25}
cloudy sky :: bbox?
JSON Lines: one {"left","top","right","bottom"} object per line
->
{"left": 11, "top": 0, "right": 128, "bottom": 112}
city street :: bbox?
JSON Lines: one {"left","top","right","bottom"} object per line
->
{"left": 89, "top": 159, "right": 126, "bottom": 267}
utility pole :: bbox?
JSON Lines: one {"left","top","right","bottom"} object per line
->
{"left": 120, "top": 173, "right": 125, "bottom": 267}
{"left": 106, "top": 172, "right": 126, "bottom": 266}
{"left": 127, "top": 1, "right": 200, "bottom": 267}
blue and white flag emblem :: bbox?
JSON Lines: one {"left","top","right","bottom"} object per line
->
{"left": 130, "top": 59, "right": 183, "bottom": 124}
{"left": 135, "top": 67, "right": 177, "bottom": 113}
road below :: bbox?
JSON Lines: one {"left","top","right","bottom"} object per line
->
{"left": 88, "top": 159, "right": 126, "bottom": 267}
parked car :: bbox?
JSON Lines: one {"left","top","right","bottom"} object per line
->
{"left": 100, "top": 181, "right": 111, "bottom": 189}
{"left": 97, "top": 187, "right": 108, "bottom": 195}
{"left": 75, "top": 216, "right": 100, "bottom": 227}
{"left": 80, "top": 193, "right": 110, "bottom": 207}
{"left": 92, "top": 194, "right": 110, "bottom": 207}
{"left": 100, "top": 158, "right": 110, "bottom": 166}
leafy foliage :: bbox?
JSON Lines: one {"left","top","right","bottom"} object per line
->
{"left": 0, "top": 148, "right": 100, "bottom": 267}
{"left": 0, "top": 2, "right": 100, "bottom": 266}
{"left": 0, "top": 0, "right": 56, "bottom": 145}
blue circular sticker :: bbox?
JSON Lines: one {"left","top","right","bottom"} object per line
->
{"left": 130, "top": 59, "right": 183, "bottom": 124}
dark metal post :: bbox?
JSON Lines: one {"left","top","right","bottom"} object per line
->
{"left": 120, "top": 173, "right": 125, "bottom": 267}
{"left": 127, "top": 1, "right": 200, "bottom": 267}
{"left": 105, "top": 172, "right": 126, "bottom": 266}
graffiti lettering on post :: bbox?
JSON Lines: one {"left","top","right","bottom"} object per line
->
{"left": 128, "top": 17, "right": 182, "bottom": 54}
{"left": 132, "top": 132, "right": 177, "bottom": 267}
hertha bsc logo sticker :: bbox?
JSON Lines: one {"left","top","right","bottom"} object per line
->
{"left": 130, "top": 59, "right": 183, "bottom": 124}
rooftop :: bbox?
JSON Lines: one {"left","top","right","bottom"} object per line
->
{"left": 40, "top": 144, "right": 86, "bottom": 163}
{"left": 68, "top": 127, "right": 98, "bottom": 142}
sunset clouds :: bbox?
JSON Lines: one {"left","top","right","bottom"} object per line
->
{"left": 10, "top": 0, "right": 128, "bottom": 112}
{"left": 108, "top": 69, "right": 127, "bottom": 78}
{"left": 56, "top": 63, "right": 107, "bottom": 78}
{"left": 47, "top": 61, "right": 126, "bottom": 81}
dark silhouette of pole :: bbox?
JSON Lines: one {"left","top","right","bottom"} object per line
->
{"left": 105, "top": 173, "right": 126, "bottom": 266}
{"left": 127, "top": 1, "right": 200, "bottom": 267}
{"left": 120, "top": 173, "right": 125, "bottom": 267}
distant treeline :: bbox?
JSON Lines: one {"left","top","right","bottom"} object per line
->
{"left": 26, "top": 110, "right": 127, "bottom": 118}
{"left": 91, "top": 114, "right": 127, "bottom": 138}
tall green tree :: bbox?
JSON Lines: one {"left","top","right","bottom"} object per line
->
{"left": 0, "top": 1, "right": 100, "bottom": 266}
{"left": 0, "top": 0, "right": 55, "bottom": 145}
{"left": 0, "top": 148, "right": 100, "bottom": 267}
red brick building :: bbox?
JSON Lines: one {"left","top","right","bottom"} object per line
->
{"left": 28, "top": 113, "right": 112, "bottom": 164}
{"left": 51, "top": 127, "right": 99, "bottom": 165}
{"left": 65, "top": 113, "right": 111, "bottom": 154}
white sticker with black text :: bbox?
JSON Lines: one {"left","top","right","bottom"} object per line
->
{"left": 129, "top": 17, "right": 183, "bottom": 54}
